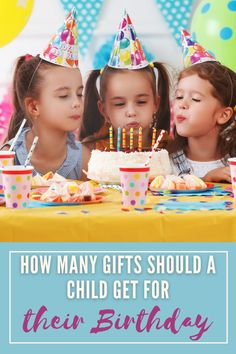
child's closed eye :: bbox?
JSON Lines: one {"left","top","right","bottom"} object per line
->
{"left": 137, "top": 100, "right": 147, "bottom": 105}
{"left": 192, "top": 98, "right": 201, "bottom": 102}
{"left": 59, "top": 95, "right": 68, "bottom": 99}
{"left": 114, "top": 102, "right": 125, "bottom": 107}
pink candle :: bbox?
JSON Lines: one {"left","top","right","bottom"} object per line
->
{"left": 145, "top": 129, "right": 166, "bottom": 166}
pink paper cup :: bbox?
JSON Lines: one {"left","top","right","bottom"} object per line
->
{"left": 0, "top": 151, "right": 15, "bottom": 195}
{"left": 228, "top": 158, "right": 236, "bottom": 198}
{"left": 119, "top": 164, "right": 150, "bottom": 207}
{"left": 1, "top": 165, "right": 33, "bottom": 209}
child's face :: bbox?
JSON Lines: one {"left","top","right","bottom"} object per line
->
{"left": 35, "top": 66, "right": 83, "bottom": 132}
{"left": 173, "top": 74, "right": 224, "bottom": 138}
{"left": 99, "top": 70, "right": 158, "bottom": 136}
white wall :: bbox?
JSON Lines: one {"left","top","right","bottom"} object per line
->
{"left": 83, "top": 0, "right": 182, "bottom": 74}
{"left": 0, "top": 0, "right": 200, "bottom": 96}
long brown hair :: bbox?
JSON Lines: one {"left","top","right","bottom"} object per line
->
{"left": 169, "top": 62, "right": 236, "bottom": 157}
{"left": 80, "top": 62, "right": 171, "bottom": 140}
{"left": 7, "top": 55, "right": 55, "bottom": 141}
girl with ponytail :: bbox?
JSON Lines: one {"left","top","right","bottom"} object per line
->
{"left": 2, "top": 9, "right": 90, "bottom": 180}
{"left": 80, "top": 62, "right": 171, "bottom": 151}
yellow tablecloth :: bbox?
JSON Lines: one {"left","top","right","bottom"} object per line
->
{"left": 0, "top": 185, "right": 235, "bottom": 242}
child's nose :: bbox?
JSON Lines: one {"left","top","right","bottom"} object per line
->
{"left": 72, "top": 96, "right": 81, "bottom": 108}
{"left": 179, "top": 98, "right": 189, "bottom": 110}
{"left": 126, "top": 104, "right": 136, "bottom": 117}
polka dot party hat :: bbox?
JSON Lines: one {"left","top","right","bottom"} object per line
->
{"left": 40, "top": 8, "right": 79, "bottom": 68}
{"left": 108, "top": 10, "right": 149, "bottom": 70}
{"left": 181, "top": 28, "right": 217, "bottom": 67}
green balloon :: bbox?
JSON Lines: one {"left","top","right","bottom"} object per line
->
{"left": 191, "top": 0, "right": 236, "bottom": 72}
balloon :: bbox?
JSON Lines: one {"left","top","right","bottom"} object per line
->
{"left": 120, "top": 38, "right": 130, "bottom": 49}
{"left": 191, "top": 0, "right": 236, "bottom": 71}
{"left": 121, "top": 18, "right": 127, "bottom": 29}
{"left": 61, "top": 29, "right": 69, "bottom": 41}
{"left": 120, "top": 50, "right": 131, "bottom": 65}
{"left": 0, "top": 0, "right": 34, "bottom": 47}
{"left": 117, "top": 30, "right": 124, "bottom": 41}
{"left": 66, "top": 19, "right": 75, "bottom": 30}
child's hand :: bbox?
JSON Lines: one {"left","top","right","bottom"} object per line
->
{"left": 203, "top": 166, "right": 232, "bottom": 183}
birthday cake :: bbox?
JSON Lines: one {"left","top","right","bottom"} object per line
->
{"left": 87, "top": 149, "right": 172, "bottom": 183}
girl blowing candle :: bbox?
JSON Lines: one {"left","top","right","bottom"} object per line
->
{"left": 80, "top": 11, "right": 170, "bottom": 152}
{"left": 169, "top": 30, "right": 236, "bottom": 182}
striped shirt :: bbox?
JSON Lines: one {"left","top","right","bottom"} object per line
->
{"left": 170, "top": 149, "right": 228, "bottom": 178}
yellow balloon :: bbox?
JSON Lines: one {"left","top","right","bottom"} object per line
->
{"left": 0, "top": 0, "right": 34, "bottom": 47}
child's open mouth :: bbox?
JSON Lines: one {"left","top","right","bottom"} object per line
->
{"left": 176, "top": 115, "right": 186, "bottom": 123}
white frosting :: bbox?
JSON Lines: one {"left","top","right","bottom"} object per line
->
{"left": 87, "top": 149, "right": 172, "bottom": 183}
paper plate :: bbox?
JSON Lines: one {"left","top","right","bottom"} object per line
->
{"left": 31, "top": 184, "right": 50, "bottom": 189}
{"left": 31, "top": 186, "right": 105, "bottom": 199}
{"left": 92, "top": 180, "right": 120, "bottom": 185}
{"left": 29, "top": 195, "right": 104, "bottom": 207}
{"left": 150, "top": 182, "right": 215, "bottom": 194}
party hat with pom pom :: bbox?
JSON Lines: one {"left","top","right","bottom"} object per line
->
{"left": 108, "top": 10, "right": 149, "bottom": 69}
{"left": 40, "top": 8, "right": 79, "bottom": 68}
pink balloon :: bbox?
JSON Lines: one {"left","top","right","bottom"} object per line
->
{"left": 121, "top": 18, "right": 127, "bottom": 29}
{"left": 66, "top": 32, "right": 74, "bottom": 45}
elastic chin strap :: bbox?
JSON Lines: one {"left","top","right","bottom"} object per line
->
{"left": 149, "top": 62, "right": 159, "bottom": 94}
{"left": 96, "top": 71, "right": 102, "bottom": 98}
{"left": 26, "top": 58, "right": 42, "bottom": 93}
{"left": 96, "top": 74, "right": 101, "bottom": 97}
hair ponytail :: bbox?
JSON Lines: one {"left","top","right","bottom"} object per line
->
{"left": 80, "top": 69, "right": 104, "bottom": 140}
{"left": 6, "top": 54, "right": 54, "bottom": 141}
{"left": 152, "top": 61, "right": 171, "bottom": 132}
{"left": 7, "top": 56, "right": 30, "bottom": 141}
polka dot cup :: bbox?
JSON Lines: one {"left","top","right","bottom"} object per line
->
{"left": 0, "top": 151, "right": 15, "bottom": 195}
{"left": 228, "top": 158, "right": 236, "bottom": 198}
{"left": 119, "top": 164, "right": 150, "bottom": 207}
{"left": 1, "top": 165, "right": 33, "bottom": 209}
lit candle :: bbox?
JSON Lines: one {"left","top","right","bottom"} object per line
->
{"left": 151, "top": 128, "right": 157, "bottom": 148}
{"left": 109, "top": 126, "right": 113, "bottom": 150}
{"left": 117, "top": 127, "right": 121, "bottom": 152}
{"left": 122, "top": 128, "right": 126, "bottom": 150}
{"left": 129, "top": 127, "right": 134, "bottom": 150}
{"left": 138, "top": 126, "right": 142, "bottom": 152}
